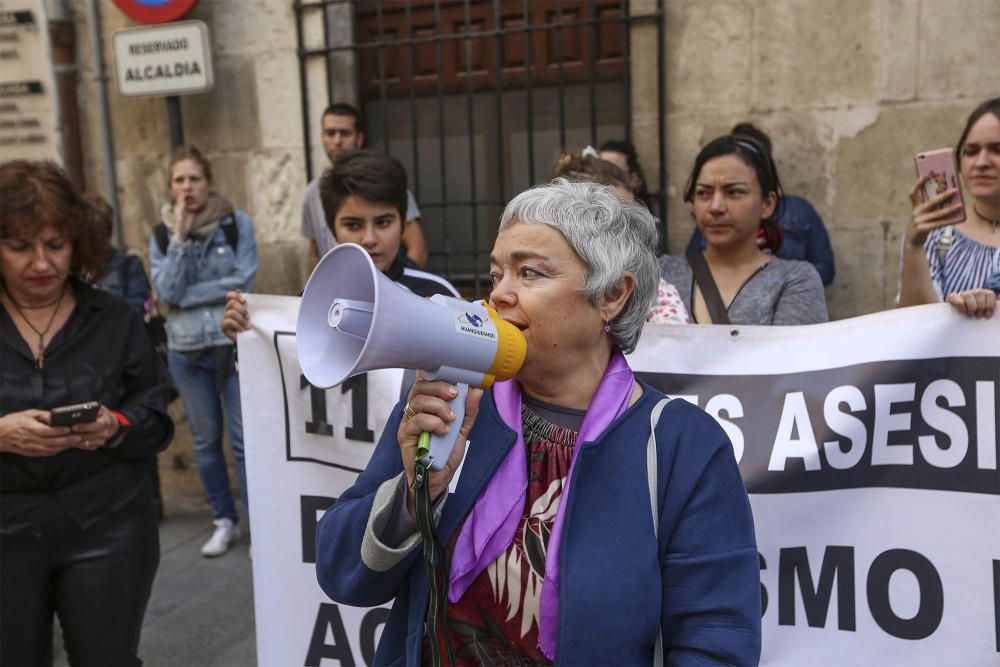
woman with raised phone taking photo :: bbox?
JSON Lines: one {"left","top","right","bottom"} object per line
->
{"left": 315, "top": 179, "right": 760, "bottom": 665}
{"left": 899, "top": 96, "right": 1000, "bottom": 319}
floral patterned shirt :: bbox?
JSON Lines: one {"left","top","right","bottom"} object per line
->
{"left": 428, "top": 404, "right": 577, "bottom": 665}
{"left": 647, "top": 277, "right": 690, "bottom": 324}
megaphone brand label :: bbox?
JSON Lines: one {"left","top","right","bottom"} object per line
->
{"left": 456, "top": 312, "right": 497, "bottom": 341}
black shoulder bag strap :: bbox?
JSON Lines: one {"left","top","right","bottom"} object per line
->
{"left": 220, "top": 213, "right": 238, "bottom": 250}
{"left": 153, "top": 223, "right": 170, "bottom": 255}
{"left": 687, "top": 252, "right": 730, "bottom": 325}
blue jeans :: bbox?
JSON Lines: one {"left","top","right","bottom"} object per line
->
{"left": 168, "top": 348, "right": 248, "bottom": 524}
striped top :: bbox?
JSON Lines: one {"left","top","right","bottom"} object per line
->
{"left": 924, "top": 226, "right": 1000, "bottom": 299}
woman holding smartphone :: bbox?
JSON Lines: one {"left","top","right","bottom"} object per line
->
{"left": 0, "top": 161, "right": 174, "bottom": 665}
{"left": 899, "top": 97, "right": 1000, "bottom": 318}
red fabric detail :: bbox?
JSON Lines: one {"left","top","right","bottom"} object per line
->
{"left": 110, "top": 410, "right": 130, "bottom": 428}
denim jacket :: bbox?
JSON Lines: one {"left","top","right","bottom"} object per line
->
{"left": 150, "top": 210, "right": 257, "bottom": 352}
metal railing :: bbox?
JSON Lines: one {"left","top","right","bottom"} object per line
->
{"left": 294, "top": 0, "right": 666, "bottom": 297}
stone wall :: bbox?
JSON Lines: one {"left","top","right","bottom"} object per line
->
{"left": 72, "top": 0, "right": 316, "bottom": 295}
{"left": 632, "top": 0, "right": 1000, "bottom": 319}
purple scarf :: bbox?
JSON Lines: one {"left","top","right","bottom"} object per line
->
{"left": 448, "top": 350, "right": 636, "bottom": 660}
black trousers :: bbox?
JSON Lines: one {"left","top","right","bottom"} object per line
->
{"left": 0, "top": 489, "right": 159, "bottom": 666}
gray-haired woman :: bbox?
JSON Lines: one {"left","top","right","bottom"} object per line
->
{"left": 315, "top": 178, "right": 761, "bottom": 665}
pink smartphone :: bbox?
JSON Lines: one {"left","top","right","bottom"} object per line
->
{"left": 914, "top": 148, "right": 966, "bottom": 224}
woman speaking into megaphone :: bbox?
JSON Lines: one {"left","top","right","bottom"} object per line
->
{"left": 315, "top": 179, "right": 760, "bottom": 666}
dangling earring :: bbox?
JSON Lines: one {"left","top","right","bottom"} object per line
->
{"left": 603, "top": 322, "right": 612, "bottom": 334}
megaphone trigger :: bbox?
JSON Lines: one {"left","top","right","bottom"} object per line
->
{"left": 415, "top": 381, "right": 469, "bottom": 469}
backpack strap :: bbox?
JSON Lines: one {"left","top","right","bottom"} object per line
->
{"left": 647, "top": 396, "right": 672, "bottom": 667}
{"left": 687, "top": 252, "right": 730, "bottom": 325}
{"left": 220, "top": 212, "right": 238, "bottom": 251}
{"left": 153, "top": 223, "right": 170, "bottom": 255}
{"left": 935, "top": 225, "right": 954, "bottom": 267}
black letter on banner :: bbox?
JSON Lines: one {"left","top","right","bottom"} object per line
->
{"left": 305, "top": 603, "right": 355, "bottom": 667}
{"left": 342, "top": 374, "right": 374, "bottom": 442}
{"left": 993, "top": 560, "right": 999, "bottom": 652}
{"left": 760, "top": 552, "right": 768, "bottom": 617}
{"left": 301, "top": 495, "right": 336, "bottom": 564}
{"left": 301, "top": 375, "right": 334, "bottom": 436}
{"left": 778, "top": 546, "right": 856, "bottom": 630}
{"left": 360, "top": 608, "right": 390, "bottom": 666}
{"left": 866, "top": 549, "right": 943, "bottom": 640}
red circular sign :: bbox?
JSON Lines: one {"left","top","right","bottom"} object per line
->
{"left": 112, "top": 0, "right": 199, "bottom": 24}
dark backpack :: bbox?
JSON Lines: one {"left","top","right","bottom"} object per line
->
{"left": 152, "top": 213, "right": 238, "bottom": 255}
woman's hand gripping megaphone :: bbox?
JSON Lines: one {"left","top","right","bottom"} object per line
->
{"left": 398, "top": 374, "right": 483, "bottom": 515}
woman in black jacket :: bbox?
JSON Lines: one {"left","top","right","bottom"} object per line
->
{"left": 0, "top": 161, "right": 174, "bottom": 666}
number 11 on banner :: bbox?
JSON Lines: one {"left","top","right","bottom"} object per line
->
{"left": 300, "top": 374, "right": 375, "bottom": 443}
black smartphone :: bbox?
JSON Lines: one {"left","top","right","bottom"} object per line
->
{"left": 49, "top": 401, "right": 100, "bottom": 427}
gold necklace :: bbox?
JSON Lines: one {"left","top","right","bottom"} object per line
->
{"left": 5, "top": 284, "right": 67, "bottom": 369}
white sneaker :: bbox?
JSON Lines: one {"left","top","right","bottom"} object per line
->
{"left": 201, "top": 518, "right": 240, "bottom": 557}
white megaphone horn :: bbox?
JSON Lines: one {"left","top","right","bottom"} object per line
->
{"left": 296, "top": 243, "right": 526, "bottom": 469}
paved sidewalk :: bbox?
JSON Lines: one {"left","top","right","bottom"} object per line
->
{"left": 55, "top": 499, "right": 257, "bottom": 667}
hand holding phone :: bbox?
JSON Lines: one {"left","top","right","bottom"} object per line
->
{"left": 914, "top": 148, "right": 966, "bottom": 225}
{"left": 49, "top": 401, "right": 100, "bottom": 427}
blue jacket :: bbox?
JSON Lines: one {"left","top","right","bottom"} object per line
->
{"left": 316, "top": 381, "right": 761, "bottom": 666}
{"left": 150, "top": 211, "right": 257, "bottom": 351}
{"left": 687, "top": 194, "right": 836, "bottom": 286}
{"left": 97, "top": 250, "right": 150, "bottom": 318}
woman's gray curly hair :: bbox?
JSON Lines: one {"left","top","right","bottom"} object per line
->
{"left": 498, "top": 178, "right": 659, "bottom": 353}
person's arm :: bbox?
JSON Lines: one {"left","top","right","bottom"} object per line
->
{"left": 307, "top": 239, "right": 321, "bottom": 274}
{"left": 898, "top": 176, "right": 962, "bottom": 307}
{"left": 175, "top": 213, "right": 258, "bottom": 309}
{"left": 684, "top": 227, "right": 706, "bottom": 256}
{"left": 99, "top": 308, "right": 175, "bottom": 462}
{"left": 402, "top": 219, "right": 429, "bottom": 268}
{"left": 772, "top": 263, "right": 829, "bottom": 324}
{"left": 798, "top": 200, "right": 836, "bottom": 286}
{"left": 123, "top": 255, "right": 152, "bottom": 318}
{"left": 302, "top": 181, "right": 323, "bottom": 275}
{"left": 658, "top": 404, "right": 760, "bottom": 665}
{"left": 149, "top": 228, "right": 195, "bottom": 306}
{"left": 316, "top": 379, "right": 479, "bottom": 606}
{"left": 315, "top": 402, "right": 424, "bottom": 607}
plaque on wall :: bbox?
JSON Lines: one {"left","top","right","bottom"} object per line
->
{"left": 0, "top": 0, "right": 61, "bottom": 163}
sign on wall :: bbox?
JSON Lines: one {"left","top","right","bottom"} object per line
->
{"left": 0, "top": 0, "right": 61, "bottom": 162}
{"left": 111, "top": 20, "right": 213, "bottom": 97}
{"left": 239, "top": 297, "right": 999, "bottom": 666}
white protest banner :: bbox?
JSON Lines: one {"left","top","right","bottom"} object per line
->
{"left": 631, "top": 304, "right": 999, "bottom": 667}
{"left": 241, "top": 295, "right": 999, "bottom": 666}
{"left": 240, "top": 295, "right": 398, "bottom": 667}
